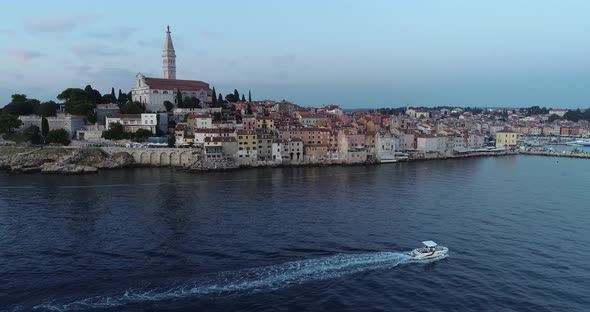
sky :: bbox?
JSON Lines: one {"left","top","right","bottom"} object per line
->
{"left": 1, "top": 0, "right": 590, "bottom": 109}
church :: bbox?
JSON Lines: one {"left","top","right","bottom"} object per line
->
{"left": 131, "top": 26, "right": 212, "bottom": 112}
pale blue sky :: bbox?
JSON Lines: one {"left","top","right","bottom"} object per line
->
{"left": 1, "top": 0, "right": 590, "bottom": 108}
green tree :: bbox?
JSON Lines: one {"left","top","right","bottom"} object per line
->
{"left": 3, "top": 94, "right": 40, "bottom": 116}
{"left": 57, "top": 88, "right": 95, "bottom": 116}
{"left": 548, "top": 114, "right": 560, "bottom": 123}
{"left": 35, "top": 101, "right": 57, "bottom": 117}
{"left": 225, "top": 93, "right": 237, "bottom": 102}
{"left": 213, "top": 112, "right": 223, "bottom": 121}
{"left": 241, "top": 94, "right": 246, "bottom": 102}
{"left": 176, "top": 90, "right": 183, "bottom": 107}
{"left": 164, "top": 101, "right": 174, "bottom": 112}
{"left": 0, "top": 113, "right": 23, "bottom": 133}
{"left": 41, "top": 117, "right": 49, "bottom": 137}
{"left": 211, "top": 87, "right": 217, "bottom": 107}
{"left": 110, "top": 87, "right": 116, "bottom": 99}
{"left": 86, "top": 111, "right": 97, "bottom": 124}
{"left": 24, "top": 125, "right": 42, "bottom": 145}
{"left": 248, "top": 90, "right": 252, "bottom": 102}
{"left": 117, "top": 89, "right": 129, "bottom": 103}
{"left": 46, "top": 129, "right": 70, "bottom": 145}
{"left": 233, "top": 89, "right": 240, "bottom": 102}
{"left": 168, "top": 134, "right": 176, "bottom": 147}
{"left": 134, "top": 129, "right": 152, "bottom": 142}
{"left": 120, "top": 102, "right": 145, "bottom": 114}
{"left": 84, "top": 85, "right": 102, "bottom": 104}
{"left": 247, "top": 103, "right": 253, "bottom": 115}
{"left": 218, "top": 93, "right": 224, "bottom": 105}
{"left": 102, "top": 123, "right": 125, "bottom": 140}
{"left": 180, "top": 97, "right": 201, "bottom": 108}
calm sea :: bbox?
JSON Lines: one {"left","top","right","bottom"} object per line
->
{"left": 1, "top": 156, "right": 589, "bottom": 311}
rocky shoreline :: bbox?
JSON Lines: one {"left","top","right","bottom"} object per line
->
{"left": 0, "top": 147, "right": 135, "bottom": 174}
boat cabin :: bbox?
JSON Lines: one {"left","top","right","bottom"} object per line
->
{"left": 422, "top": 240, "right": 438, "bottom": 252}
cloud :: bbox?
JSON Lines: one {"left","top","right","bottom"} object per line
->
{"left": 71, "top": 44, "right": 126, "bottom": 57}
{"left": 5, "top": 49, "right": 46, "bottom": 62}
{"left": 88, "top": 26, "right": 138, "bottom": 40}
{"left": 24, "top": 15, "right": 98, "bottom": 34}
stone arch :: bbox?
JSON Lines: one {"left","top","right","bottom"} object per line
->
{"left": 160, "top": 152, "right": 170, "bottom": 166}
{"left": 179, "top": 152, "right": 191, "bottom": 166}
{"left": 150, "top": 152, "right": 159, "bottom": 165}
{"left": 170, "top": 152, "right": 180, "bottom": 166}
{"left": 131, "top": 151, "right": 141, "bottom": 163}
{"left": 140, "top": 152, "right": 150, "bottom": 165}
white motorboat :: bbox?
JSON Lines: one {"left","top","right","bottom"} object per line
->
{"left": 408, "top": 241, "right": 448, "bottom": 259}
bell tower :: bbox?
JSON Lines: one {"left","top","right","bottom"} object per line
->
{"left": 162, "top": 25, "right": 176, "bottom": 79}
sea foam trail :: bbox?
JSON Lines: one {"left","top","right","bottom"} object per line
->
{"left": 34, "top": 251, "right": 447, "bottom": 311}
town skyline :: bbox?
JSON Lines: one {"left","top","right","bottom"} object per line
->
{"left": 2, "top": 0, "right": 590, "bottom": 108}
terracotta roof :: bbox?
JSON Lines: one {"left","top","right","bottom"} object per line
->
{"left": 144, "top": 77, "right": 210, "bottom": 91}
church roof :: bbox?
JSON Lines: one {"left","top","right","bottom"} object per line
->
{"left": 144, "top": 77, "right": 210, "bottom": 91}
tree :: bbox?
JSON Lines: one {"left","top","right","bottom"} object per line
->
{"left": 233, "top": 89, "right": 240, "bottom": 102}
{"left": 218, "top": 94, "right": 224, "bottom": 106}
{"left": 35, "top": 101, "right": 57, "bottom": 117}
{"left": 248, "top": 90, "right": 252, "bottom": 102}
{"left": 102, "top": 123, "right": 125, "bottom": 140}
{"left": 176, "top": 90, "right": 183, "bottom": 107}
{"left": 24, "top": 125, "right": 42, "bottom": 145}
{"left": 120, "top": 101, "right": 145, "bottom": 114}
{"left": 168, "top": 134, "right": 176, "bottom": 147}
{"left": 41, "top": 117, "right": 49, "bottom": 137}
{"left": 547, "top": 114, "right": 560, "bottom": 123}
{"left": 58, "top": 88, "right": 94, "bottom": 116}
{"left": 46, "top": 129, "right": 70, "bottom": 145}
{"left": 164, "top": 101, "right": 174, "bottom": 112}
{"left": 134, "top": 129, "right": 152, "bottom": 142}
{"left": 225, "top": 93, "right": 240, "bottom": 102}
{"left": 110, "top": 87, "right": 116, "bottom": 99}
{"left": 86, "top": 111, "right": 97, "bottom": 124}
{"left": 0, "top": 113, "right": 23, "bottom": 133}
{"left": 3, "top": 94, "right": 40, "bottom": 116}
{"left": 179, "top": 97, "right": 201, "bottom": 108}
{"left": 117, "top": 89, "right": 129, "bottom": 103}
{"left": 213, "top": 112, "right": 223, "bottom": 121}
{"left": 84, "top": 85, "right": 102, "bottom": 104}
{"left": 241, "top": 94, "right": 246, "bottom": 102}
{"left": 212, "top": 87, "right": 217, "bottom": 107}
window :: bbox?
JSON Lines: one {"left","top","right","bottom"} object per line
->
{"left": 163, "top": 91, "right": 168, "bottom": 94}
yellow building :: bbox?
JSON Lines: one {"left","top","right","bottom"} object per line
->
{"left": 495, "top": 131, "right": 517, "bottom": 148}
{"left": 256, "top": 118, "right": 275, "bottom": 133}
{"left": 237, "top": 130, "right": 258, "bottom": 159}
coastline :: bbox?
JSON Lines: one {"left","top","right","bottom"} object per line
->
{"left": 0, "top": 146, "right": 523, "bottom": 175}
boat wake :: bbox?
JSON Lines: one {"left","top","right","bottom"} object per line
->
{"left": 34, "top": 251, "right": 447, "bottom": 311}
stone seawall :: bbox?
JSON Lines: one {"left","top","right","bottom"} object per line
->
{"left": 101, "top": 147, "right": 195, "bottom": 167}
{"left": 520, "top": 151, "right": 590, "bottom": 159}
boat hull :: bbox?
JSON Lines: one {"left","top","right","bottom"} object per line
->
{"left": 409, "top": 246, "right": 448, "bottom": 259}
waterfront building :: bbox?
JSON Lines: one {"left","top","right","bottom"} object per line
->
{"left": 271, "top": 139, "right": 289, "bottom": 162}
{"left": 237, "top": 130, "right": 258, "bottom": 161}
{"left": 105, "top": 113, "right": 158, "bottom": 134}
{"left": 203, "top": 137, "right": 238, "bottom": 160}
{"left": 304, "top": 145, "right": 329, "bottom": 162}
{"left": 416, "top": 136, "right": 448, "bottom": 153}
{"left": 376, "top": 133, "right": 398, "bottom": 162}
{"left": 19, "top": 113, "right": 85, "bottom": 138}
{"left": 495, "top": 131, "right": 517, "bottom": 148}
{"left": 131, "top": 26, "right": 212, "bottom": 112}
{"left": 257, "top": 133, "right": 274, "bottom": 161}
